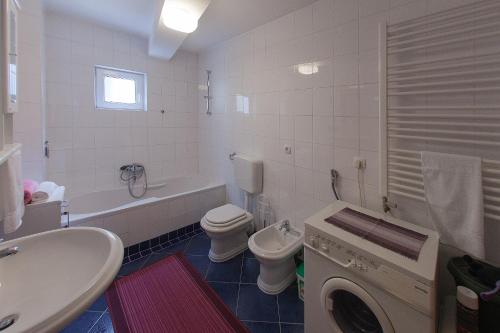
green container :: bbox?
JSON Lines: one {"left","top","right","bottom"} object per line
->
{"left": 296, "top": 262, "right": 304, "bottom": 301}
{"left": 447, "top": 257, "right": 500, "bottom": 333}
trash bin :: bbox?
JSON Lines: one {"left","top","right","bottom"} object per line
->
{"left": 296, "top": 262, "right": 304, "bottom": 301}
{"left": 448, "top": 257, "right": 500, "bottom": 333}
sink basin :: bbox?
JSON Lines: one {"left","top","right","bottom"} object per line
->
{"left": 0, "top": 227, "right": 123, "bottom": 333}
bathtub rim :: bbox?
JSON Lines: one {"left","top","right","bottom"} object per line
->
{"left": 66, "top": 181, "right": 225, "bottom": 226}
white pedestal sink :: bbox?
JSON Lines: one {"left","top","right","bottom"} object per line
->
{"left": 0, "top": 227, "right": 124, "bottom": 333}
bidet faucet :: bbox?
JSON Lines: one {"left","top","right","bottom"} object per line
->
{"left": 279, "top": 220, "right": 290, "bottom": 232}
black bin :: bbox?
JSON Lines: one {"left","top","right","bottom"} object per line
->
{"left": 447, "top": 257, "right": 500, "bottom": 333}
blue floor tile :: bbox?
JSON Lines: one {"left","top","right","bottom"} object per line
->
{"left": 243, "top": 248, "right": 255, "bottom": 258}
{"left": 278, "top": 284, "right": 304, "bottom": 324}
{"left": 186, "top": 255, "right": 211, "bottom": 277}
{"left": 89, "top": 312, "right": 114, "bottom": 333}
{"left": 184, "top": 234, "right": 211, "bottom": 255}
{"left": 143, "top": 239, "right": 191, "bottom": 267}
{"left": 88, "top": 294, "right": 107, "bottom": 312}
{"left": 60, "top": 311, "right": 102, "bottom": 333}
{"left": 209, "top": 282, "right": 239, "bottom": 313}
{"left": 161, "top": 239, "right": 190, "bottom": 253}
{"left": 243, "top": 321, "right": 280, "bottom": 333}
{"left": 61, "top": 228, "right": 304, "bottom": 333}
{"left": 206, "top": 255, "right": 243, "bottom": 282}
{"left": 281, "top": 323, "right": 304, "bottom": 333}
{"left": 144, "top": 250, "right": 172, "bottom": 267}
{"left": 240, "top": 258, "right": 259, "bottom": 283}
{"left": 117, "top": 255, "right": 150, "bottom": 277}
{"left": 237, "top": 284, "right": 279, "bottom": 322}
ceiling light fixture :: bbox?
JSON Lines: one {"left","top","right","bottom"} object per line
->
{"left": 162, "top": 4, "right": 199, "bottom": 34}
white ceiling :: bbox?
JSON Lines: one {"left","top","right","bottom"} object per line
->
{"left": 43, "top": 0, "right": 158, "bottom": 37}
{"left": 182, "top": 0, "right": 317, "bottom": 52}
{"left": 43, "top": 0, "right": 317, "bottom": 54}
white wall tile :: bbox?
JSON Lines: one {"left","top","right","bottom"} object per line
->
{"left": 44, "top": 13, "right": 199, "bottom": 195}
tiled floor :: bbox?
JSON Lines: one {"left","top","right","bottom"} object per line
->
{"left": 61, "top": 232, "right": 304, "bottom": 333}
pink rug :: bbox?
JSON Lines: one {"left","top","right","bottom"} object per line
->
{"left": 106, "top": 253, "right": 249, "bottom": 333}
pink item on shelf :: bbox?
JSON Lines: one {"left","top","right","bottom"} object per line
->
{"left": 23, "top": 179, "right": 39, "bottom": 205}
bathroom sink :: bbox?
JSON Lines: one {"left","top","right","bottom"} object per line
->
{"left": 0, "top": 227, "right": 123, "bottom": 333}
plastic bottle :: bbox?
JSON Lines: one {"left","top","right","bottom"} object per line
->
{"left": 456, "top": 286, "right": 479, "bottom": 333}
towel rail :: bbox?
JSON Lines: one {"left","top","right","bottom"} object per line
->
{"left": 389, "top": 78, "right": 500, "bottom": 89}
{"left": 388, "top": 53, "right": 500, "bottom": 71}
{"left": 388, "top": 120, "right": 500, "bottom": 128}
{"left": 388, "top": 114, "right": 500, "bottom": 119}
{"left": 388, "top": 11, "right": 500, "bottom": 40}
{"left": 388, "top": 22, "right": 500, "bottom": 48}
{"left": 380, "top": 0, "right": 500, "bottom": 221}
{"left": 388, "top": 69, "right": 500, "bottom": 83}
{"left": 388, "top": 106, "right": 500, "bottom": 111}
{"left": 388, "top": 1, "right": 500, "bottom": 33}
{"left": 388, "top": 31, "right": 500, "bottom": 55}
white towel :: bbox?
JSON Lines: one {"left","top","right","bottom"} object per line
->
{"left": 0, "top": 151, "right": 24, "bottom": 234}
{"left": 421, "top": 151, "right": 484, "bottom": 259}
{"left": 48, "top": 186, "right": 65, "bottom": 202}
{"left": 32, "top": 181, "right": 58, "bottom": 203}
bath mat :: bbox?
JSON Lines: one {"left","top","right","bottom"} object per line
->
{"left": 325, "top": 207, "right": 428, "bottom": 260}
{"left": 106, "top": 253, "right": 249, "bottom": 333}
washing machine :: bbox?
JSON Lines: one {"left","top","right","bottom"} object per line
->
{"left": 304, "top": 201, "right": 440, "bottom": 333}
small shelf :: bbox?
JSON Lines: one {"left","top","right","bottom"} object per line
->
{"left": 0, "top": 143, "right": 21, "bottom": 166}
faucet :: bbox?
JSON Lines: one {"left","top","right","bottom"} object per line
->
{"left": 279, "top": 220, "right": 290, "bottom": 232}
{"left": 0, "top": 245, "right": 19, "bottom": 259}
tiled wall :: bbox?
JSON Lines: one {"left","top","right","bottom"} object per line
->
{"left": 197, "top": 0, "right": 500, "bottom": 265}
{"left": 44, "top": 12, "right": 199, "bottom": 196}
{"left": 13, "top": 0, "right": 46, "bottom": 181}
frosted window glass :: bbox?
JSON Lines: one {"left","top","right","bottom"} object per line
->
{"left": 104, "top": 76, "right": 136, "bottom": 104}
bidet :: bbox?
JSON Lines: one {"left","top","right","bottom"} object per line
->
{"left": 248, "top": 221, "right": 304, "bottom": 294}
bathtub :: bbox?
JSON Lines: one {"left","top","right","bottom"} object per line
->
{"left": 67, "top": 176, "right": 226, "bottom": 247}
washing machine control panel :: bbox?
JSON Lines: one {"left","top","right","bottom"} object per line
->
{"left": 307, "top": 231, "right": 379, "bottom": 270}
{"left": 305, "top": 227, "right": 434, "bottom": 316}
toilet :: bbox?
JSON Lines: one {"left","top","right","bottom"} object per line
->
{"left": 248, "top": 220, "right": 304, "bottom": 295}
{"left": 201, "top": 154, "right": 263, "bottom": 263}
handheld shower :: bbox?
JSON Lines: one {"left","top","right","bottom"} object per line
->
{"left": 120, "top": 163, "right": 148, "bottom": 199}
{"left": 331, "top": 169, "right": 341, "bottom": 201}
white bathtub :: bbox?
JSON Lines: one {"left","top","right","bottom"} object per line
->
{"left": 67, "top": 176, "right": 226, "bottom": 247}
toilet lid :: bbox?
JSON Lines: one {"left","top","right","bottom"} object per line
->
{"left": 206, "top": 204, "right": 247, "bottom": 225}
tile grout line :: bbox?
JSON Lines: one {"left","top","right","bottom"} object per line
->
{"left": 235, "top": 254, "right": 245, "bottom": 318}
{"left": 86, "top": 310, "right": 106, "bottom": 333}
{"left": 276, "top": 293, "right": 282, "bottom": 333}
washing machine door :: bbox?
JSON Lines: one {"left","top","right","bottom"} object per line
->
{"left": 320, "top": 278, "right": 395, "bottom": 333}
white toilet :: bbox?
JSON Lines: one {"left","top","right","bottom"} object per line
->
{"left": 248, "top": 220, "right": 304, "bottom": 295}
{"left": 201, "top": 154, "right": 263, "bottom": 263}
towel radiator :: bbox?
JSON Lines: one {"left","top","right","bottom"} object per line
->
{"left": 379, "top": 0, "right": 500, "bottom": 221}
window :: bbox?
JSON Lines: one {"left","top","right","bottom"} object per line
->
{"left": 95, "top": 66, "right": 147, "bottom": 111}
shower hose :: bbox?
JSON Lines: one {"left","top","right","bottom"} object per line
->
{"left": 120, "top": 164, "right": 148, "bottom": 199}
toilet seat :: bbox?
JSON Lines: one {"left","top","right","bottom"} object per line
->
{"left": 204, "top": 204, "right": 248, "bottom": 227}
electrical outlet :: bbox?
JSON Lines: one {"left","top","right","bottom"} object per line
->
{"left": 353, "top": 157, "right": 366, "bottom": 169}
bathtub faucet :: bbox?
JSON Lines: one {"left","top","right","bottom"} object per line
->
{"left": 279, "top": 220, "right": 290, "bottom": 232}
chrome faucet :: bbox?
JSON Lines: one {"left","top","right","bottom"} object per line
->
{"left": 0, "top": 246, "right": 19, "bottom": 259}
{"left": 279, "top": 220, "right": 290, "bottom": 232}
